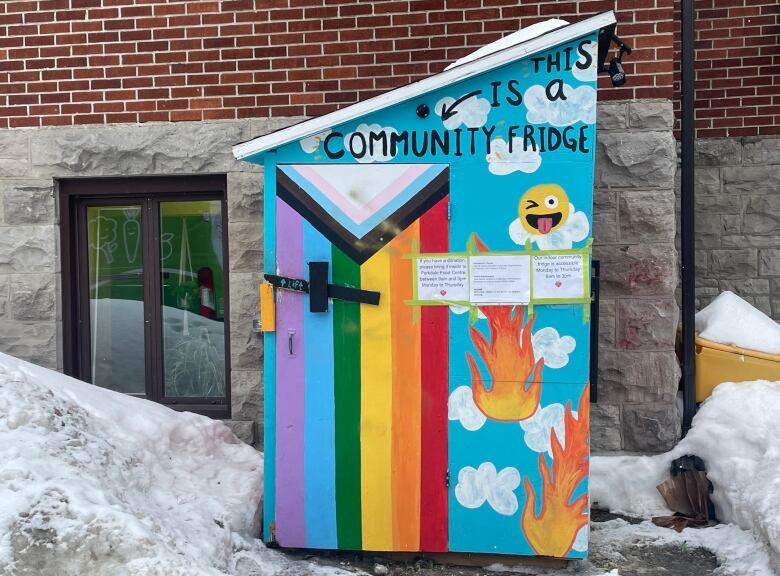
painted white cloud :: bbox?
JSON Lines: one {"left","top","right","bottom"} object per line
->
{"left": 344, "top": 123, "right": 398, "bottom": 163}
{"left": 448, "top": 385, "right": 486, "bottom": 432}
{"left": 299, "top": 130, "right": 331, "bottom": 154}
{"left": 486, "top": 137, "right": 542, "bottom": 175}
{"left": 520, "top": 403, "right": 566, "bottom": 457}
{"left": 572, "top": 41, "right": 598, "bottom": 83}
{"left": 435, "top": 95, "right": 491, "bottom": 130}
{"left": 524, "top": 83, "right": 596, "bottom": 126}
{"left": 455, "top": 462, "right": 521, "bottom": 516}
{"left": 508, "top": 202, "right": 589, "bottom": 250}
{"left": 520, "top": 403, "right": 581, "bottom": 458}
{"left": 572, "top": 524, "right": 588, "bottom": 552}
{"left": 532, "top": 326, "right": 576, "bottom": 369}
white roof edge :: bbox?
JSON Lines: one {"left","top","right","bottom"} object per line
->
{"left": 233, "top": 10, "right": 616, "bottom": 161}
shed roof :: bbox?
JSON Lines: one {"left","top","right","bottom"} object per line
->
{"left": 232, "top": 10, "right": 616, "bottom": 162}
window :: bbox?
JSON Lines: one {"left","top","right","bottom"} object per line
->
{"left": 60, "top": 176, "right": 230, "bottom": 418}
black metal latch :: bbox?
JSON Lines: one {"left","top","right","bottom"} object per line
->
{"left": 264, "top": 261, "right": 380, "bottom": 313}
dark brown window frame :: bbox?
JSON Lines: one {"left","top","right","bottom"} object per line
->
{"left": 60, "top": 175, "right": 231, "bottom": 419}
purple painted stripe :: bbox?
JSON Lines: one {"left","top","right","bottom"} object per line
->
{"left": 275, "top": 198, "right": 307, "bottom": 547}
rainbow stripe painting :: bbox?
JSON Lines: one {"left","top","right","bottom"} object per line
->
{"left": 247, "top": 21, "right": 611, "bottom": 558}
{"left": 273, "top": 192, "right": 450, "bottom": 551}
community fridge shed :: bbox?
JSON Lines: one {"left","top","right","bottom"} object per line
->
{"left": 233, "top": 10, "right": 617, "bottom": 559}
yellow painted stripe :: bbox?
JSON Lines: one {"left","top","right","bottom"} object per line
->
{"left": 390, "top": 223, "right": 422, "bottom": 550}
{"left": 360, "top": 244, "right": 394, "bottom": 551}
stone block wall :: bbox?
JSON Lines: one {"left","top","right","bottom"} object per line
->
{"left": 0, "top": 130, "right": 58, "bottom": 370}
{"left": 0, "top": 100, "right": 681, "bottom": 452}
{"left": 591, "top": 99, "right": 681, "bottom": 452}
{"left": 0, "top": 118, "right": 299, "bottom": 447}
{"left": 690, "top": 137, "right": 780, "bottom": 319}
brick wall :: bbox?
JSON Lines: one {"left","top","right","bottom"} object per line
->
{"left": 0, "top": 0, "right": 675, "bottom": 128}
{"left": 673, "top": 0, "right": 780, "bottom": 138}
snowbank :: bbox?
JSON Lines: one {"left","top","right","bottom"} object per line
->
{"left": 591, "top": 380, "right": 780, "bottom": 574}
{"left": 0, "top": 353, "right": 350, "bottom": 576}
{"left": 8, "top": 340, "right": 778, "bottom": 576}
{"left": 696, "top": 291, "right": 780, "bottom": 355}
{"left": 590, "top": 519, "right": 775, "bottom": 576}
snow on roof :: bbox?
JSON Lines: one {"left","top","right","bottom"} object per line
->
{"left": 232, "top": 11, "right": 616, "bottom": 162}
{"left": 444, "top": 18, "right": 569, "bottom": 71}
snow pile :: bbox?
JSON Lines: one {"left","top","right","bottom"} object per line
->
{"left": 0, "top": 353, "right": 350, "bottom": 576}
{"left": 590, "top": 519, "right": 774, "bottom": 576}
{"left": 590, "top": 455, "right": 669, "bottom": 519}
{"left": 696, "top": 291, "right": 780, "bottom": 355}
{"left": 592, "top": 380, "right": 780, "bottom": 574}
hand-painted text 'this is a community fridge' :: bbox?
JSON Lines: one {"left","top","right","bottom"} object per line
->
{"left": 321, "top": 40, "right": 596, "bottom": 161}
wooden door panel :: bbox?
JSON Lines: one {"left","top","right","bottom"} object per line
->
{"left": 271, "top": 167, "right": 451, "bottom": 552}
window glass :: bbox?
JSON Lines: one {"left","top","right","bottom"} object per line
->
{"left": 159, "top": 200, "right": 226, "bottom": 398}
{"left": 87, "top": 205, "right": 146, "bottom": 395}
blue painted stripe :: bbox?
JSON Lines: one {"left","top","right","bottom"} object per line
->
{"left": 263, "top": 154, "right": 277, "bottom": 543}
{"left": 302, "top": 220, "right": 338, "bottom": 548}
{"left": 279, "top": 164, "right": 447, "bottom": 238}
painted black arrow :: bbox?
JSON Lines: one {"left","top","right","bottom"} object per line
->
{"left": 439, "top": 89, "right": 483, "bottom": 122}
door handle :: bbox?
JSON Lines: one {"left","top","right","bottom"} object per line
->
{"left": 264, "top": 261, "right": 380, "bottom": 313}
{"left": 288, "top": 331, "right": 294, "bottom": 356}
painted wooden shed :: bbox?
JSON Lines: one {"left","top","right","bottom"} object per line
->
{"left": 233, "top": 10, "right": 616, "bottom": 559}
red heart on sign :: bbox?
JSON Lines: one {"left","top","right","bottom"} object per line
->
{"left": 440, "top": 290, "right": 447, "bottom": 296}
{"left": 555, "top": 281, "right": 562, "bottom": 288}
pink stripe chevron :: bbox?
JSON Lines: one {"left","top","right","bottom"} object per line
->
{"left": 292, "top": 164, "right": 432, "bottom": 226}
{"left": 363, "top": 164, "right": 431, "bottom": 219}
{"left": 293, "top": 165, "right": 363, "bottom": 221}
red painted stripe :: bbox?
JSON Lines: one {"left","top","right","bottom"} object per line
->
{"left": 418, "top": 195, "right": 449, "bottom": 553}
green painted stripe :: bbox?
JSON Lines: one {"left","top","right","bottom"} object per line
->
{"left": 332, "top": 247, "right": 362, "bottom": 550}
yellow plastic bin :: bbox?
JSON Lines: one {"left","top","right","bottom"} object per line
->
{"left": 695, "top": 336, "right": 780, "bottom": 402}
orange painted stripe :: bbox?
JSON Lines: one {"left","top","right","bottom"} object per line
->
{"left": 389, "top": 222, "right": 422, "bottom": 551}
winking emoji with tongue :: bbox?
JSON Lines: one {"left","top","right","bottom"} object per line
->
{"left": 520, "top": 183, "right": 570, "bottom": 235}
{"left": 508, "top": 183, "right": 590, "bottom": 250}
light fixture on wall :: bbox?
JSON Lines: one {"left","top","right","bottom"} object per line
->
{"left": 606, "top": 34, "right": 632, "bottom": 87}
{"left": 598, "top": 25, "right": 632, "bottom": 87}
{"left": 609, "top": 56, "right": 626, "bottom": 87}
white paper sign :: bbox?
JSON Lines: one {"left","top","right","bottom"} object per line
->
{"left": 469, "top": 255, "right": 531, "bottom": 304}
{"left": 532, "top": 255, "right": 586, "bottom": 299}
{"left": 416, "top": 257, "right": 469, "bottom": 301}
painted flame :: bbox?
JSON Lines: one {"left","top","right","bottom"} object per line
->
{"left": 466, "top": 235, "right": 542, "bottom": 422}
{"left": 522, "top": 387, "right": 590, "bottom": 557}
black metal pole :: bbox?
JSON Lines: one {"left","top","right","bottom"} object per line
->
{"left": 681, "top": 0, "right": 696, "bottom": 434}
{"left": 590, "top": 260, "right": 600, "bottom": 404}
